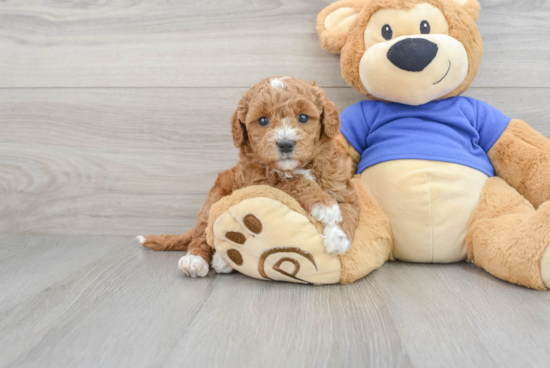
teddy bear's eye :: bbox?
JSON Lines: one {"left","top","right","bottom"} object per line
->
{"left": 381, "top": 24, "right": 393, "bottom": 41}
{"left": 298, "top": 114, "right": 309, "bottom": 123}
{"left": 258, "top": 116, "right": 270, "bottom": 127}
{"left": 420, "top": 20, "right": 430, "bottom": 34}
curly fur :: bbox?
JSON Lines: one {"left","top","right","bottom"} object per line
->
{"left": 142, "top": 77, "right": 360, "bottom": 270}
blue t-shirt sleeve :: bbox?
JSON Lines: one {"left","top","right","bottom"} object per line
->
{"left": 340, "top": 101, "right": 370, "bottom": 154}
{"left": 470, "top": 99, "right": 511, "bottom": 152}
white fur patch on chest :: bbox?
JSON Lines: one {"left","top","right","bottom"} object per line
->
{"left": 293, "top": 168, "right": 316, "bottom": 182}
{"left": 271, "top": 169, "right": 293, "bottom": 178}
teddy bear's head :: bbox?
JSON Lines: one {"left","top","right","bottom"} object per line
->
{"left": 317, "top": 0, "right": 482, "bottom": 106}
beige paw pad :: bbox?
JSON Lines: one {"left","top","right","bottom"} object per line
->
{"left": 212, "top": 197, "right": 341, "bottom": 285}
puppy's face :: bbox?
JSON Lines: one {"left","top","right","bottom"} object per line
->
{"left": 232, "top": 77, "right": 340, "bottom": 172}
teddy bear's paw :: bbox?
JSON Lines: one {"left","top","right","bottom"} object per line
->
{"left": 212, "top": 252, "right": 234, "bottom": 274}
{"left": 311, "top": 203, "right": 343, "bottom": 226}
{"left": 212, "top": 197, "right": 342, "bottom": 284}
{"left": 178, "top": 254, "right": 209, "bottom": 278}
{"left": 322, "top": 224, "right": 351, "bottom": 255}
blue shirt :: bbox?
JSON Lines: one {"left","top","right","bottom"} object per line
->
{"left": 340, "top": 97, "right": 511, "bottom": 177}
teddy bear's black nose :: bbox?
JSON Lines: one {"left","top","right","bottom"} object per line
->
{"left": 387, "top": 38, "right": 438, "bottom": 72}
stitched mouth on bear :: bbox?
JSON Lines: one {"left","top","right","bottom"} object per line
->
{"left": 433, "top": 60, "right": 452, "bottom": 85}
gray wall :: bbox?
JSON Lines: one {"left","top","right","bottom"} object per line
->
{"left": 1, "top": 0, "right": 549, "bottom": 236}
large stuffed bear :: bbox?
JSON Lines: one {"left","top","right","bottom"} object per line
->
{"left": 207, "top": 0, "right": 550, "bottom": 289}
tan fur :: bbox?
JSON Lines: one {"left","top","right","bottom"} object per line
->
{"left": 317, "top": 0, "right": 483, "bottom": 101}
{"left": 456, "top": 0, "right": 480, "bottom": 21}
{"left": 335, "top": 133, "right": 361, "bottom": 176}
{"left": 316, "top": 0, "right": 367, "bottom": 54}
{"left": 488, "top": 119, "right": 550, "bottom": 209}
{"left": 466, "top": 177, "right": 550, "bottom": 290}
{"left": 141, "top": 230, "right": 193, "bottom": 251}
{"left": 143, "top": 77, "right": 361, "bottom": 268}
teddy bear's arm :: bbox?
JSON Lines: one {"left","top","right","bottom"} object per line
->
{"left": 488, "top": 119, "right": 550, "bottom": 208}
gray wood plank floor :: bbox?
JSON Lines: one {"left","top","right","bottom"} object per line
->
{"left": 1, "top": 0, "right": 550, "bottom": 367}
{"left": 1, "top": 235, "right": 550, "bottom": 368}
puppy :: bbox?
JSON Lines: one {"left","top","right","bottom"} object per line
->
{"left": 139, "top": 77, "right": 360, "bottom": 277}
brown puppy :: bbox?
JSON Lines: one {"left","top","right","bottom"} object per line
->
{"left": 139, "top": 77, "right": 360, "bottom": 277}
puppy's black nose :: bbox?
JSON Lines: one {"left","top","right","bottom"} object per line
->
{"left": 387, "top": 38, "right": 438, "bottom": 72}
{"left": 278, "top": 140, "right": 295, "bottom": 153}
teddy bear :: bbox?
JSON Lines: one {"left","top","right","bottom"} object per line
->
{"left": 183, "top": 0, "right": 550, "bottom": 289}
{"left": 314, "top": 0, "right": 550, "bottom": 289}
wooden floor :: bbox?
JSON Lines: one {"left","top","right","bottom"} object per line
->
{"left": 1, "top": 1, "right": 550, "bottom": 367}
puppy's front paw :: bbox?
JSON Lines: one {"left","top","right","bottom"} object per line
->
{"left": 212, "top": 252, "right": 234, "bottom": 274}
{"left": 322, "top": 224, "right": 351, "bottom": 255}
{"left": 178, "top": 255, "right": 209, "bottom": 278}
{"left": 311, "top": 204, "right": 342, "bottom": 226}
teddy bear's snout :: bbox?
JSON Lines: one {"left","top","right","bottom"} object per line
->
{"left": 387, "top": 38, "right": 439, "bottom": 72}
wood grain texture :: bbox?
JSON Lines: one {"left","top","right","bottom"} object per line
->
{"left": 2, "top": 87, "right": 549, "bottom": 236}
{"left": 1, "top": 1, "right": 550, "bottom": 366}
{"left": 0, "top": 235, "right": 549, "bottom": 368}
{"left": 0, "top": 234, "right": 121, "bottom": 313}
{"left": 0, "top": 0, "right": 548, "bottom": 88}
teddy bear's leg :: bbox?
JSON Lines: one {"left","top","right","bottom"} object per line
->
{"left": 206, "top": 183, "right": 392, "bottom": 284}
{"left": 466, "top": 177, "right": 550, "bottom": 290}
{"left": 211, "top": 196, "right": 343, "bottom": 284}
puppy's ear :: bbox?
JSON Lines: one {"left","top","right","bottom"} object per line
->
{"left": 317, "top": 0, "right": 364, "bottom": 54}
{"left": 452, "top": 0, "right": 481, "bottom": 21}
{"left": 230, "top": 110, "right": 248, "bottom": 148}
{"left": 321, "top": 98, "right": 341, "bottom": 139}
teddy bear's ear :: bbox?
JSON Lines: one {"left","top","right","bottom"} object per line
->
{"left": 452, "top": 0, "right": 481, "bottom": 22}
{"left": 317, "top": 0, "right": 365, "bottom": 54}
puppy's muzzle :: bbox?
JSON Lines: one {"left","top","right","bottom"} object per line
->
{"left": 278, "top": 140, "right": 296, "bottom": 154}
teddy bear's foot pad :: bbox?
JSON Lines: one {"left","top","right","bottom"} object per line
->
{"left": 212, "top": 197, "right": 341, "bottom": 284}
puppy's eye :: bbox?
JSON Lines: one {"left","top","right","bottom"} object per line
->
{"left": 382, "top": 24, "right": 393, "bottom": 40}
{"left": 298, "top": 114, "right": 309, "bottom": 124}
{"left": 420, "top": 20, "right": 430, "bottom": 34}
{"left": 258, "top": 117, "right": 270, "bottom": 127}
